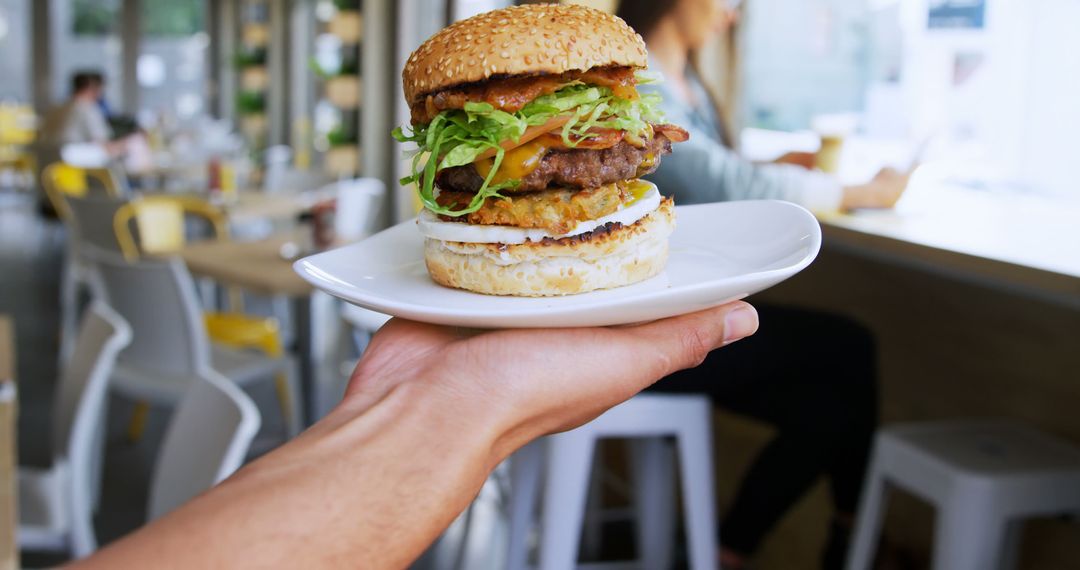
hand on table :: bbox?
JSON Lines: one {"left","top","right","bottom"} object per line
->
{"left": 773, "top": 151, "right": 818, "bottom": 169}
{"left": 841, "top": 167, "right": 912, "bottom": 210}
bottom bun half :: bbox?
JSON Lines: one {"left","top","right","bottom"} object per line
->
{"left": 424, "top": 197, "right": 674, "bottom": 296}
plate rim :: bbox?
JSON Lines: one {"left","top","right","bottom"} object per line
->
{"left": 294, "top": 199, "right": 821, "bottom": 319}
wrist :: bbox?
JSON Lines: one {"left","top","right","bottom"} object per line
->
{"left": 841, "top": 184, "right": 868, "bottom": 210}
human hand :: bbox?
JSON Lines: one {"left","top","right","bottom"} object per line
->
{"left": 841, "top": 167, "right": 911, "bottom": 210}
{"left": 340, "top": 301, "right": 759, "bottom": 462}
{"left": 774, "top": 151, "right": 817, "bottom": 169}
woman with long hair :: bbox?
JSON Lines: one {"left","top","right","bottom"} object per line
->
{"left": 616, "top": 1, "right": 896, "bottom": 568}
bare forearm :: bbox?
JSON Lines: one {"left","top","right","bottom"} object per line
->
{"left": 77, "top": 383, "right": 499, "bottom": 569}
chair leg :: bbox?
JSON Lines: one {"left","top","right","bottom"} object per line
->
{"left": 126, "top": 401, "right": 150, "bottom": 442}
{"left": 676, "top": 411, "right": 718, "bottom": 570}
{"left": 59, "top": 259, "right": 79, "bottom": 364}
{"left": 632, "top": 437, "right": 677, "bottom": 570}
{"left": 508, "top": 440, "right": 544, "bottom": 570}
{"left": 274, "top": 372, "right": 301, "bottom": 438}
{"left": 580, "top": 448, "right": 606, "bottom": 561}
{"left": 539, "top": 433, "right": 596, "bottom": 570}
{"left": 932, "top": 497, "right": 1007, "bottom": 570}
{"left": 846, "top": 463, "right": 890, "bottom": 570}
{"left": 998, "top": 519, "right": 1023, "bottom": 570}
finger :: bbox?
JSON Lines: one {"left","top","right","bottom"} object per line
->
{"left": 623, "top": 300, "right": 758, "bottom": 377}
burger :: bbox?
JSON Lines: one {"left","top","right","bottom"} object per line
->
{"left": 393, "top": 4, "right": 688, "bottom": 296}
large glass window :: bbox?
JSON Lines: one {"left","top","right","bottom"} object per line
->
{"left": 138, "top": 0, "right": 208, "bottom": 122}
{"left": 0, "top": 0, "right": 30, "bottom": 102}
{"left": 739, "top": 0, "right": 1080, "bottom": 198}
{"left": 51, "top": 0, "right": 124, "bottom": 107}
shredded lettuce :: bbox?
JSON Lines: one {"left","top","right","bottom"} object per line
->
{"left": 392, "top": 82, "right": 665, "bottom": 216}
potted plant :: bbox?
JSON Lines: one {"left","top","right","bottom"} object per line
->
{"left": 328, "top": 0, "right": 362, "bottom": 44}
{"left": 242, "top": 21, "right": 270, "bottom": 46}
{"left": 236, "top": 91, "right": 268, "bottom": 141}
{"left": 324, "top": 125, "right": 360, "bottom": 175}
{"left": 234, "top": 49, "right": 269, "bottom": 91}
{"left": 318, "top": 59, "right": 361, "bottom": 109}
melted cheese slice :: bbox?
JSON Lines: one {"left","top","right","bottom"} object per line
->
{"left": 418, "top": 183, "right": 662, "bottom": 245}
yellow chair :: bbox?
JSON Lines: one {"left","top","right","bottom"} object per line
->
{"left": 113, "top": 196, "right": 295, "bottom": 440}
{"left": 41, "top": 162, "right": 121, "bottom": 221}
{"left": 0, "top": 104, "right": 37, "bottom": 147}
{"left": 113, "top": 195, "right": 229, "bottom": 261}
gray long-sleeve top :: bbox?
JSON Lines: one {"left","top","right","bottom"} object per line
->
{"left": 641, "top": 63, "right": 842, "bottom": 212}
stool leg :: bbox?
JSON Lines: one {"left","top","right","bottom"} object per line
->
{"left": 676, "top": 413, "right": 717, "bottom": 570}
{"left": 508, "top": 440, "right": 544, "bottom": 570}
{"left": 539, "top": 434, "right": 596, "bottom": 570}
{"left": 847, "top": 464, "right": 890, "bottom": 570}
{"left": 933, "top": 497, "right": 1006, "bottom": 570}
{"left": 632, "top": 437, "right": 676, "bottom": 570}
{"left": 998, "top": 519, "right": 1022, "bottom": 570}
{"left": 581, "top": 448, "right": 605, "bottom": 561}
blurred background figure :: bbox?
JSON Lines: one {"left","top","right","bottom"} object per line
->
{"left": 619, "top": 1, "right": 881, "bottom": 568}
{"left": 622, "top": 0, "right": 909, "bottom": 213}
{"left": 41, "top": 71, "right": 129, "bottom": 157}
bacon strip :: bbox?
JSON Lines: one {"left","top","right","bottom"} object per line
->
{"left": 653, "top": 123, "right": 690, "bottom": 143}
{"left": 410, "top": 66, "right": 639, "bottom": 125}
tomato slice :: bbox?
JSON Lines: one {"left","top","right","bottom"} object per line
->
{"left": 537, "top": 127, "right": 625, "bottom": 150}
{"left": 471, "top": 115, "right": 571, "bottom": 163}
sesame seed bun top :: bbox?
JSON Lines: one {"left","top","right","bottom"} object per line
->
{"left": 402, "top": 4, "right": 647, "bottom": 106}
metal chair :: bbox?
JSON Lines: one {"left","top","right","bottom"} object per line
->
{"left": 147, "top": 374, "right": 260, "bottom": 521}
{"left": 17, "top": 302, "right": 131, "bottom": 558}
{"left": 113, "top": 195, "right": 294, "bottom": 435}
{"left": 85, "top": 245, "right": 300, "bottom": 441}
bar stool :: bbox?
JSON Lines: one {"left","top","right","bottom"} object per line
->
{"left": 507, "top": 393, "right": 717, "bottom": 570}
{"left": 847, "top": 420, "right": 1080, "bottom": 570}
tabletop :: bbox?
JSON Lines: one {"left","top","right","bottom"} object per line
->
{"left": 179, "top": 237, "right": 314, "bottom": 298}
{"left": 223, "top": 188, "right": 336, "bottom": 225}
{"left": 819, "top": 181, "right": 1080, "bottom": 305}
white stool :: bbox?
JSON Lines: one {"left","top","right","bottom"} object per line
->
{"left": 847, "top": 420, "right": 1080, "bottom": 570}
{"left": 508, "top": 393, "right": 717, "bottom": 570}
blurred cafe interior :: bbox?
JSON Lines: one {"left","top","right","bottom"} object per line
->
{"left": 0, "top": 0, "right": 1077, "bottom": 568}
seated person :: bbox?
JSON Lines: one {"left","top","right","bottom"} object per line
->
{"left": 41, "top": 71, "right": 130, "bottom": 158}
{"left": 616, "top": 0, "right": 909, "bottom": 567}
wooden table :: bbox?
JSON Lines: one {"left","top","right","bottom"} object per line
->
{"left": 0, "top": 316, "right": 17, "bottom": 570}
{"left": 178, "top": 238, "right": 321, "bottom": 425}
{"left": 223, "top": 188, "right": 336, "bottom": 225}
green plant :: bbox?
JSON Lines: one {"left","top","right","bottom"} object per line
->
{"left": 309, "top": 57, "right": 360, "bottom": 79}
{"left": 236, "top": 91, "right": 266, "bottom": 115}
{"left": 333, "top": 0, "right": 360, "bottom": 11}
{"left": 326, "top": 126, "right": 358, "bottom": 147}
{"left": 233, "top": 49, "right": 268, "bottom": 69}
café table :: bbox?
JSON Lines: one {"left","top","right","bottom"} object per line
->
{"left": 177, "top": 237, "right": 323, "bottom": 426}
{"left": 0, "top": 316, "right": 17, "bottom": 570}
{"left": 221, "top": 187, "right": 337, "bottom": 226}
{"left": 817, "top": 179, "right": 1080, "bottom": 307}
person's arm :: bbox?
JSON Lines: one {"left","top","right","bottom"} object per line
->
{"left": 74, "top": 302, "right": 758, "bottom": 570}
{"left": 649, "top": 119, "right": 844, "bottom": 212}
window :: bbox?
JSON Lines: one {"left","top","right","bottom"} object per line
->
{"left": 52, "top": 0, "right": 124, "bottom": 106}
{"left": 739, "top": 0, "right": 1080, "bottom": 198}
{"left": 0, "top": 0, "right": 30, "bottom": 102}
{"left": 138, "top": 0, "right": 208, "bottom": 121}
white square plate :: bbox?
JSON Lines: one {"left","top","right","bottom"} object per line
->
{"left": 294, "top": 200, "right": 821, "bottom": 328}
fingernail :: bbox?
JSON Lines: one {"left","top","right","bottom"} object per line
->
{"left": 723, "top": 304, "right": 758, "bottom": 345}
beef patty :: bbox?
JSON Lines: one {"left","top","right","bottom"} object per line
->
{"left": 435, "top": 131, "right": 673, "bottom": 194}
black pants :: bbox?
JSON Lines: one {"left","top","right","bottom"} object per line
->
{"left": 648, "top": 303, "right": 878, "bottom": 555}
